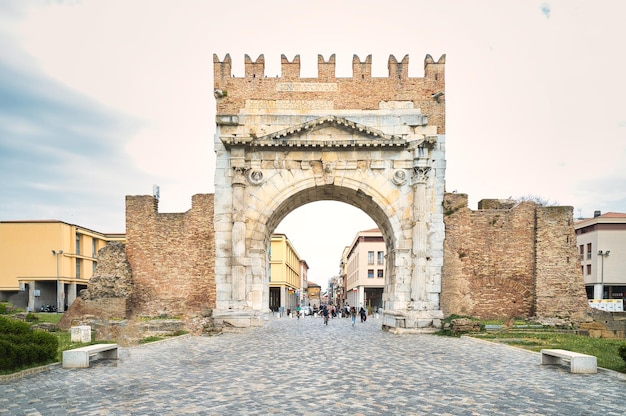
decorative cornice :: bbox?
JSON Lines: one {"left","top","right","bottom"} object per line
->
{"left": 221, "top": 116, "right": 407, "bottom": 148}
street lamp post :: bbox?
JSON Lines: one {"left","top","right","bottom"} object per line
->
{"left": 598, "top": 249, "right": 610, "bottom": 300}
{"left": 52, "top": 250, "right": 64, "bottom": 313}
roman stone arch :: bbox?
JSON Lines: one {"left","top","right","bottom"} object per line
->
{"left": 212, "top": 53, "right": 447, "bottom": 332}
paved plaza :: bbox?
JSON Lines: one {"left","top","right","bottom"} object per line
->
{"left": 1, "top": 315, "right": 625, "bottom": 415}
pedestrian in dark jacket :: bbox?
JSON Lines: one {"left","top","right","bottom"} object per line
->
{"left": 359, "top": 307, "right": 367, "bottom": 322}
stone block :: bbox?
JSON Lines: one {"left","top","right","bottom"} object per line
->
{"left": 70, "top": 325, "right": 92, "bottom": 343}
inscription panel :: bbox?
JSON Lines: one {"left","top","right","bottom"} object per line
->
{"left": 277, "top": 82, "right": 338, "bottom": 92}
{"left": 245, "top": 100, "right": 333, "bottom": 110}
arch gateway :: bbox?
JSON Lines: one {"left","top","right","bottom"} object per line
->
{"left": 212, "top": 53, "right": 447, "bottom": 332}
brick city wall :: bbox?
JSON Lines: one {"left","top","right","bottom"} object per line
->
{"left": 125, "top": 194, "right": 215, "bottom": 318}
{"left": 122, "top": 192, "right": 590, "bottom": 322}
{"left": 213, "top": 54, "right": 446, "bottom": 134}
{"left": 441, "top": 193, "right": 590, "bottom": 320}
{"left": 534, "top": 205, "right": 590, "bottom": 320}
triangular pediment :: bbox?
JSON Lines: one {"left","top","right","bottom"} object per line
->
{"left": 251, "top": 116, "right": 407, "bottom": 148}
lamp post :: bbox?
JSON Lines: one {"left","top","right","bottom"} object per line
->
{"left": 598, "top": 249, "right": 610, "bottom": 300}
{"left": 52, "top": 250, "right": 63, "bottom": 313}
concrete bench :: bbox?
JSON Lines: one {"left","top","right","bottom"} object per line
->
{"left": 62, "top": 344, "right": 118, "bottom": 368}
{"left": 540, "top": 349, "right": 597, "bottom": 374}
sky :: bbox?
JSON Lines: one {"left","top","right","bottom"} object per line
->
{"left": 1, "top": 0, "right": 625, "bottom": 287}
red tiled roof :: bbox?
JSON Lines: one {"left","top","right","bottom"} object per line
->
{"left": 600, "top": 212, "right": 626, "bottom": 218}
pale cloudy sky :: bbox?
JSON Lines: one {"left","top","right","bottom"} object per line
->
{"left": 1, "top": 0, "right": 625, "bottom": 286}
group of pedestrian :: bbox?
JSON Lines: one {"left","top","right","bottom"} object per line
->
{"left": 318, "top": 304, "right": 368, "bottom": 326}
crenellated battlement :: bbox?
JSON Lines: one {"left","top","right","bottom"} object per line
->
{"left": 213, "top": 53, "right": 445, "bottom": 81}
{"left": 213, "top": 53, "right": 446, "bottom": 132}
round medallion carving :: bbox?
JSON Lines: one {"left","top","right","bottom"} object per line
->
{"left": 392, "top": 169, "right": 407, "bottom": 185}
{"left": 248, "top": 170, "right": 264, "bottom": 185}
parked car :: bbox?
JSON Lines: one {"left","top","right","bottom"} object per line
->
{"left": 300, "top": 306, "right": 313, "bottom": 316}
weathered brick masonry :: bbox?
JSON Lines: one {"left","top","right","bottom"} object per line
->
{"left": 120, "top": 191, "right": 590, "bottom": 324}
{"left": 213, "top": 54, "right": 446, "bottom": 134}
{"left": 125, "top": 194, "right": 216, "bottom": 318}
{"left": 442, "top": 193, "right": 589, "bottom": 320}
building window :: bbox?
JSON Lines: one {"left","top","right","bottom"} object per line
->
{"left": 586, "top": 264, "right": 591, "bottom": 275}
{"left": 586, "top": 243, "right": 592, "bottom": 260}
{"left": 76, "top": 259, "right": 82, "bottom": 279}
{"left": 92, "top": 261, "right": 97, "bottom": 273}
{"left": 367, "top": 269, "right": 374, "bottom": 278}
{"left": 76, "top": 234, "right": 81, "bottom": 255}
{"left": 377, "top": 251, "right": 384, "bottom": 265}
{"left": 377, "top": 269, "right": 383, "bottom": 278}
{"left": 92, "top": 238, "right": 97, "bottom": 258}
{"left": 368, "top": 251, "right": 374, "bottom": 265}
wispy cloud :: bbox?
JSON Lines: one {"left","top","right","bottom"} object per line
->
{"left": 0, "top": 49, "right": 149, "bottom": 231}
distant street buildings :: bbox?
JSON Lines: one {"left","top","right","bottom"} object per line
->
{"left": 337, "top": 228, "right": 385, "bottom": 312}
{"left": 575, "top": 211, "right": 626, "bottom": 310}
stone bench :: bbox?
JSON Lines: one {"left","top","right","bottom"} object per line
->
{"left": 62, "top": 344, "right": 118, "bottom": 369}
{"left": 540, "top": 349, "right": 597, "bottom": 374}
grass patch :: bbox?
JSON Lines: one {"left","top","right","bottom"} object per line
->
{"left": 32, "top": 313, "right": 64, "bottom": 324}
{"left": 139, "top": 336, "right": 164, "bottom": 344}
{"left": 139, "top": 331, "right": 189, "bottom": 344}
{"left": 471, "top": 330, "right": 626, "bottom": 372}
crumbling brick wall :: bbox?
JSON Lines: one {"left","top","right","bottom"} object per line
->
{"left": 125, "top": 194, "right": 215, "bottom": 318}
{"left": 535, "top": 206, "right": 590, "bottom": 320}
{"left": 442, "top": 193, "right": 589, "bottom": 320}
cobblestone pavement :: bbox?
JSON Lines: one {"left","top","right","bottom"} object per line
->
{"left": 1, "top": 315, "right": 625, "bottom": 415}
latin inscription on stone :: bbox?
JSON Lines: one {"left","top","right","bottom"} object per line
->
{"left": 276, "top": 83, "right": 338, "bottom": 92}
{"left": 245, "top": 100, "right": 333, "bottom": 110}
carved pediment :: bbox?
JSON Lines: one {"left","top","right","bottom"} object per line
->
{"left": 222, "top": 116, "right": 407, "bottom": 148}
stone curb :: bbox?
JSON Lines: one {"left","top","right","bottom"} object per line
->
{"left": 0, "top": 362, "right": 61, "bottom": 384}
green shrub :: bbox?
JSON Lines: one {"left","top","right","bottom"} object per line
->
{"left": 0, "top": 302, "right": 8, "bottom": 314}
{"left": 0, "top": 315, "right": 31, "bottom": 335}
{"left": 0, "top": 316, "right": 59, "bottom": 372}
{"left": 618, "top": 344, "right": 626, "bottom": 363}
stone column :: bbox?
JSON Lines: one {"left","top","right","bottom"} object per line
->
{"left": 231, "top": 167, "right": 247, "bottom": 303}
{"left": 68, "top": 282, "right": 77, "bottom": 307}
{"left": 57, "top": 280, "right": 64, "bottom": 313}
{"left": 411, "top": 147, "right": 431, "bottom": 309}
{"left": 27, "top": 281, "right": 35, "bottom": 312}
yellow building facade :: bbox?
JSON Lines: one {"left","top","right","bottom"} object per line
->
{"left": 0, "top": 220, "right": 124, "bottom": 312}
{"left": 269, "top": 233, "right": 304, "bottom": 314}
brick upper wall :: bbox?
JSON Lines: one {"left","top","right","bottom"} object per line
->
{"left": 213, "top": 54, "right": 446, "bottom": 134}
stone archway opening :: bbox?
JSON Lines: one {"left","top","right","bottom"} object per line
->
{"left": 267, "top": 192, "right": 393, "bottom": 317}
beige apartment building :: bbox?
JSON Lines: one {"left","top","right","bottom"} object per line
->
{"left": 345, "top": 228, "right": 385, "bottom": 311}
{"left": 269, "top": 233, "right": 306, "bottom": 314}
{"left": 575, "top": 211, "right": 626, "bottom": 306}
{"left": 0, "top": 220, "right": 124, "bottom": 312}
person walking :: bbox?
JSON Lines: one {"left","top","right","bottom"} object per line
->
{"left": 350, "top": 306, "right": 357, "bottom": 326}
{"left": 322, "top": 305, "right": 329, "bottom": 325}
{"left": 359, "top": 307, "right": 367, "bottom": 323}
